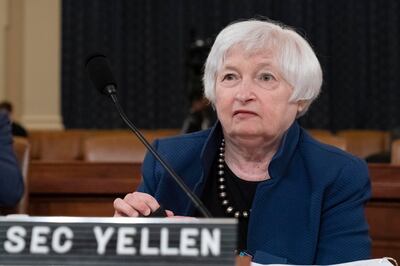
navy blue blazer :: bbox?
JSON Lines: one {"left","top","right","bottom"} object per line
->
{"left": 138, "top": 121, "right": 371, "bottom": 264}
{"left": 0, "top": 112, "right": 24, "bottom": 206}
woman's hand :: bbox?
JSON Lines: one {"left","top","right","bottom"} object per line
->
{"left": 113, "top": 192, "right": 174, "bottom": 217}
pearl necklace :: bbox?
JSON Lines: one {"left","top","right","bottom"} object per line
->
{"left": 217, "top": 139, "right": 250, "bottom": 219}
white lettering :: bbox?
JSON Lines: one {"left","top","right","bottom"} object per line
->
{"left": 4, "top": 226, "right": 26, "bottom": 253}
{"left": 94, "top": 226, "right": 115, "bottom": 255}
{"left": 180, "top": 228, "right": 199, "bottom": 256}
{"left": 140, "top": 228, "right": 159, "bottom": 255}
{"left": 201, "top": 228, "right": 220, "bottom": 256}
{"left": 160, "top": 227, "right": 178, "bottom": 255}
{"left": 30, "top": 226, "right": 50, "bottom": 254}
{"left": 52, "top": 226, "right": 73, "bottom": 254}
{"left": 116, "top": 227, "right": 136, "bottom": 255}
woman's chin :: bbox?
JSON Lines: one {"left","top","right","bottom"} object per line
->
{"left": 229, "top": 128, "right": 264, "bottom": 139}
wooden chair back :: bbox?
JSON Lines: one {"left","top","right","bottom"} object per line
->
{"left": 391, "top": 139, "right": 400, "bottom": 164}
{"left": 313, "top": 135, "right": 347, "bottom": 151}
{"left": 337, "top": 130, "right": 389, "bottom": 158}
{"left": 83, "top": 134, "right": 147, "bottom": 162}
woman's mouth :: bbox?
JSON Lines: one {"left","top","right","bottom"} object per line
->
{"left": 233, "top": 110, "right": 258, "bottom": 117}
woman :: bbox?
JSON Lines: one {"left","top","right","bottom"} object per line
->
{"left": 113, "top": 19, "right": 371, "bottom": 265}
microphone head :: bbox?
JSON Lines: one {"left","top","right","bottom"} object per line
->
{"left": 85, "top": 54, "right": 117, "bottom": 95}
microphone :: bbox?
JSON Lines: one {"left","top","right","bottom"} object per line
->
{"left": 85, "top": 54, "right": 212, "bottom": 218}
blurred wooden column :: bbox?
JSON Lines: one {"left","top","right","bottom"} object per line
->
{"left": 0, "top": 0, "right": 8, "bottom": 100}
{"left": 3, "top": 0, "right": 24, "bottom": 118}
{"left": 4, "top": 0, "right": 63, "bottom": 129}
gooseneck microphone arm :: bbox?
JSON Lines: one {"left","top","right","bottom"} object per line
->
{"left": 86, "top": 56, "right": 211, "bottom": 218}
{"left": 109, "top": 91, "right": 211, "bottom": 218}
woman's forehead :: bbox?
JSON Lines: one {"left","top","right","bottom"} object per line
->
{"left": 221, "top": 44, "right": 278, "bottom": 67}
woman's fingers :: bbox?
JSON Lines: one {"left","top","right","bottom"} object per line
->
{"left": 165, "top": 210, "right": 174, "bottom": 217}
{"left": 113, "top": 192, "right": 161, "bottom": 217}
{"left": 113, "top": 197, "right": 139, "bottom": 217}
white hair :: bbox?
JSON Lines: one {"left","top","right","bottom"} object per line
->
{"left": 203, "top": 19, "right": 323, "bottom": 117}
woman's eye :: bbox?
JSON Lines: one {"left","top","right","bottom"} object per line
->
{"left": 259, "top": 73, "right": 275, "bottom": 81}
{"left": 222, "top": 73, "right": 236, "bottom": 81}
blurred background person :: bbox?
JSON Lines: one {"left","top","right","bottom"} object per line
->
{"left": 0, "top": 101, "right": 28, "bottom": 138}
{"left": 181, "top": 37, "right": 216, "bottom": 133}
{"left": 0, "top": 110, "right": 24, "bottom": 207}
{"left": 181, "top": 89, "right": 215, "bottom": 133}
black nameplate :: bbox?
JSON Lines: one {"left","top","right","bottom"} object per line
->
{"left": 0, "top": 216, "right": 237, "bottom": 265}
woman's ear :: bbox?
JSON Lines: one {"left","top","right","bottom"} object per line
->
{"left": 297, "top": 100, "right": 308, "bottom": 114}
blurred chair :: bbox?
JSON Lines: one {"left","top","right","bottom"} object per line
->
{"left": 306, "top": 129, "right": 346, "bottom": 150}
{"left": 306, "top": 129, "right": 334, "bottom": 138}
{"left": 337, "top": 130, "right": 389, "bottom": 158}
{"left": 83, "top": 135, "right": 147, "bottom": 162}
{"left": 391, "top": 139, "right": 400, "bottom": 164}
{"left": 144, "top": 129, "right": 180, "bottom": 141}
{"left": 3, "top": 137, "right": 30, "bottom": 214}
{"left": 29, "top": 130, "right": 85, "bottom": 161}
{"left": 313, "top": 135, "right": 347, "bottom": 151}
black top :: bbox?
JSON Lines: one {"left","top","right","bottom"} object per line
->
{"left": 195, "top": 157, "right": 261, "bottom": 252}
{"left": 12, "top": 122, "right": 28, "bottom": 138}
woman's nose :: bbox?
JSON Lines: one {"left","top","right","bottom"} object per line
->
{"left": 234, "top": 78, "right": 256, "bottom": 103}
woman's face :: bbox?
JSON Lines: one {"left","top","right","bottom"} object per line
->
{"left": 215, "top": 45, "right": 303, "bottom": 142}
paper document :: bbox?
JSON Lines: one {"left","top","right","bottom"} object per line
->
{"left": 251, "top": 257, "right": 397, "bottom": 266}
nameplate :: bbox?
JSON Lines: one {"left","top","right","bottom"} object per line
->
{"left": 0, "top": 216, "right": 237, "bottom": 265}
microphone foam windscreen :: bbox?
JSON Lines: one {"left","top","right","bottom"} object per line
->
{"left": 85, "top": 54, "right": 117, "bottom": 94}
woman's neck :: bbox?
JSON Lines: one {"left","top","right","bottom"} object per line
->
{"left": 223, "top": 135, "right": 283, "bottom": 182}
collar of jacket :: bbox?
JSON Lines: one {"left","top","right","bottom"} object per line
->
{"left": 199, "top": 120, "right": 301, "bottom": 182}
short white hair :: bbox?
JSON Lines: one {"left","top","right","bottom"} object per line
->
{"left": 203, "top": 19, "right": 323, "bottom": 117}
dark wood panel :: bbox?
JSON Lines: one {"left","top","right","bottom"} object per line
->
{"left": 368, "top": 163, "right": 400, "bottom": 199}
{"left": 366, "top": 202, "right": 400, "bottom": 239}
{"left": 371, "top": 240, "right": 400, "bottom": 259}
{"left": 29, "top": 162, "right": 141, "bottom": 194}
{"left": 367, "top": 163, "right": 400, "bottom": 260}
{"left": 366, "top": 202, "right": 400, "bottom": 260}
{"left": 29, "top": 195, "right": 119, "bottom": 217}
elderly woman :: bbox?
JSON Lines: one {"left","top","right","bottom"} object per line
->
{"left": 113, "top": 19, "right": 371, "bottom": 265}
